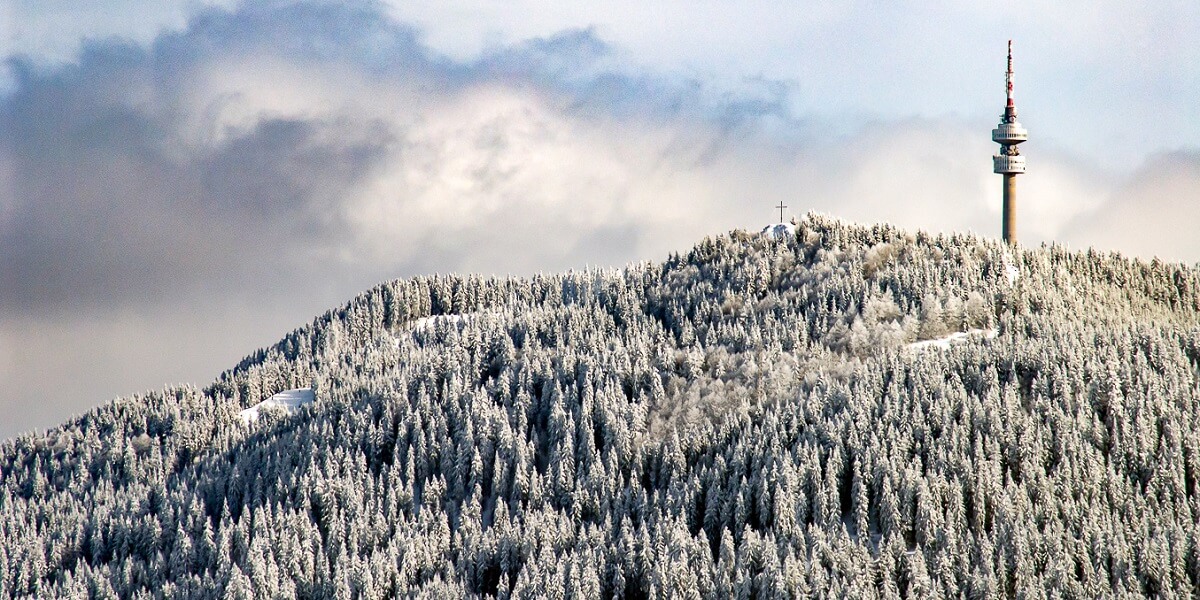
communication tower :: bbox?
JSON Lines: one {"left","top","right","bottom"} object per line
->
{"left": 992, "top": 40, "right": 1028, "bottom": 245}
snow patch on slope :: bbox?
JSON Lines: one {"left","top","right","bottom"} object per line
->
{"left": 761, "top": 222, "right": 795, "bottom": 239}
{"left": 906, "top": 328, "right": 997, "bottom": 351}
{"left": 411, "top": 314, "right": 471, "bottom": 329}
{"left": 1001, "top": 249, "right": 1020, "bottom": 285}
{"left": 239, "top": 388, "right": 315, "bottom": 424}
{"left": 391, "top": 312, "right": 490, "bottom": 349}
{"left": 1006, "top": 263, "right": 1020, "bottom": 285}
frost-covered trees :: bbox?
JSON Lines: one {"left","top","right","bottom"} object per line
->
{"left": 2, "top": 214, "right": 1200, "bottom": 598}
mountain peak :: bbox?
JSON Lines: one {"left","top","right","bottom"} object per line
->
{"left": 3, "top": 217, "right": 1199, "bottom": 597}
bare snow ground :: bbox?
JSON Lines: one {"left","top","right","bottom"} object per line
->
{"left": 239, "top": 388, "right": 315, "bottom": 424}
{"left": 761, "top": 222, "right": 796, "bottom": 239}
{"left": 387, "top": 312, "right": 488, "bottom": 350}
{"left": 1002, "top": 248, "right": 1020, "bottom": 284}
{"left": 411, "top": 314, "right": 471, "bottom": 329}
{"left": 906, "top": 328, "right": 998, "bottom": 351}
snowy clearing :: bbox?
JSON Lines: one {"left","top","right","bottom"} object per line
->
{"left": 239, "top": 388, "right": 315, "bottom": 424}
{"left": 390, "top": 313, "right": 488, "bottom": 349}
{"left": 411, "top": 314, "right": 470, "bottom": 329}
{"left": 906, "top": 328, "right": 997, "bottom": 351}
{"left": 1002, "top": 249, "right": 1020, "bottom": 284}
{"left": 761, "top": 222, "right": 795, "bottom": 239}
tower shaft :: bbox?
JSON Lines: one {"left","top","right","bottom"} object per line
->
{"left": 1002, "top": 174, "right": 1016, "bottom": 244}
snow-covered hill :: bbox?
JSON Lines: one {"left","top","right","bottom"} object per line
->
{"left": 3, "top": 214, "right": 1199, "bottom": 597}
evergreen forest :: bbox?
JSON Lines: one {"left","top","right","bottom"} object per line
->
{"left": 3, "top": 214, "right": 1200, "bottom": 598}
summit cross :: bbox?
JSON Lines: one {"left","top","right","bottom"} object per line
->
{"left": 775, "top": 201, "right": 787, "bottom": 222}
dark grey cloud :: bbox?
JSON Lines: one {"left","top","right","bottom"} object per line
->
{"left": 3, "top": 5, "right": 420, "bottom": 315}
{"left": 0, "top": 1, "right": 784, "bottom": 314}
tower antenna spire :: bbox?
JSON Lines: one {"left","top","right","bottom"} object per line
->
{"left": 1006, "top": 40, "right": 1014, "bottom": 108}
{"left": 992, "top": 40, "right": 1028, "bottom": 245}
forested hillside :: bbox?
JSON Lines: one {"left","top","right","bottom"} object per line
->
{"left": 3, "top": 214, "right": 1200, "bottom": 598}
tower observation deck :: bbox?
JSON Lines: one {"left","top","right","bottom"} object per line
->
{"left": 992, "top": 40, "right": 1027, "bottom": 245}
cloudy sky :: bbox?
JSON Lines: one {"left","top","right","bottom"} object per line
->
{"left": 2, "top": 0, "right": 1197, "bottom": 438}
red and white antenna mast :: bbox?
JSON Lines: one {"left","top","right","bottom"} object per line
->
{"left": 1006, "top": 40, "right": 1015, "bottom": 110}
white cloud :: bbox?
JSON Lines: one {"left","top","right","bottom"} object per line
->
{"left": 1061, "top": 151, "right": 1200, "bottom": 264}
{"left": 384, "top": 0, "right": 1200, "bottom": 167}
